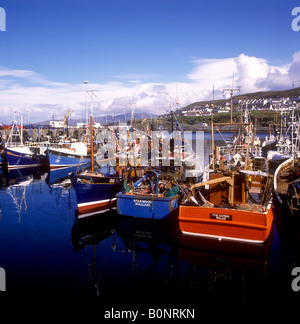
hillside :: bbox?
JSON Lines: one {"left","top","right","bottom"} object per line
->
{"left": 181, "top": 87, "right": 300, "bottom": 111}
{"left": 156, "top": 86, "right": 300, "bottom": 131}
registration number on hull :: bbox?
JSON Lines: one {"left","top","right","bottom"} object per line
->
{"left": 134, "top": 199, "right": 152, "bottom": 207}
{"left": 210, "top": 213, "right": 232, "bottom": 221}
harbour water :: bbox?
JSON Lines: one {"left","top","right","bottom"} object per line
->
{"left": 0, "top": 133, "right": 299, "bottom": 307}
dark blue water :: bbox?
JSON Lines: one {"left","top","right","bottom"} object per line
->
{"left": 0, "top": 138, "right": 299, "bottom": 307}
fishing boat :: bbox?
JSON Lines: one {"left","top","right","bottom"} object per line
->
{"left": 45, "top": 107, "right": 91, "bottom": 170}
{"left": 6, "top": 146, "right": 48, "bottom": 169}
{"left": 0, "top": 138, "right": 6, "bottom": 167}
{"left": 272, "top": 156, "right": 300, "bottom": 233}
{"left": 72, "top": 168, "right": 123, "bottom": 218}
{"left": 5, "top": 112, "right": 48, "bottom": 169}
{"left": 263, "top": 107, "right": 300, "bottom": 173}
{"left": 179, "top": 169, "right": 273, "bottom": 244}
{"left": 73, "top": 105, "right": 157, "bottom": 219}
{"left": 46, "top": 142, "right": 90, "bottom": 170}
{"left": 179, "top": 93, "right": 274, "bottom": 245}
{"left": 72, "top": 100, "right": 125, "bottom": 218}
{"left": 116, "top": 168, "right": 182, "bottom": 220}
{"left": 0, "top": 154, "right": 6, "bottom": 168}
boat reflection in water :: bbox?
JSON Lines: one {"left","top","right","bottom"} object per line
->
{"left": 71, "top": 210, "right": 180, "bottom": 301}
{"left": 71, "top": 204, "right": 275, "bottom": 303}
{"left": 116, "top": 213, "right": 179, "bottom": 266}
{"left": 1, "top": 166, "right": 46, "bottom": 188}
{"left": 71, "top": 209, "right": 118, "bottom": 252}
{"left": 179, "top": 232, "right": 272, "bottom": 304}
{"left": 0, "top": 166, "right": 47, "bottom": 223}
{"left": 45, "top": 162, "right": 91, "bottom": 187}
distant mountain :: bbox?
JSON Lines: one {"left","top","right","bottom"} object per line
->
{"left": 93, "top": 112, "right": 157, "bottom": 125}
{"left": 35, "top": 112, "right": 157, "bottom": 127}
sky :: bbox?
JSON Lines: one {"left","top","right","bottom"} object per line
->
{"left": 0, "top": 0, "right": 300, "bottom": 124}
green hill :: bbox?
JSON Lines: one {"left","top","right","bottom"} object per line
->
{"left": 157, "top": 87, "right": 300, "bottom": 131}
{"left": 182, "top": 87, "right": 300, "bottom": 110}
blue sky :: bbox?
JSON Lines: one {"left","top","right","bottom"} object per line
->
{"left": 0, "top": 0, "right": 299, "bottom": 123}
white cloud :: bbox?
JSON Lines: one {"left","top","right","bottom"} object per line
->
{"left": 187, "top": 57, "right": 237, "bottom": 83}
{"left": 186, "top": 53, "right": 298, "bottom": 100}
{"left": 235, "top": 54, "right": 270, "bottom": 92}
{"left": 0, "top": 52, "right": 299, "bottom": 124}
{"left": 0, "top": 68, "right": 36, "bottom": 79}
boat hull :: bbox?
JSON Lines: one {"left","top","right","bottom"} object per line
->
{"left": 46, "top": 165, "right": 81, "bottom": 185}
{"left": 6, "top": 148, "right": 47, "bottom": 169}
{"left": 272, "top": 156, "right": 300, "bottom": 235}
{"left": 47, "top": 148, "right": 90, "bottom": 169}
{"left": 0, "top": 150, "right": 6, "bottom": 167}
{"left": 116, "top": 193, "right": 180, "bottom": 219}
{"left": 178, "top": 203, "right": 273, "bottom": 244}
{"left": 272, "top": 189, "right": 300, "bottom": 236}
{"left": 179, "top": 233, "right": 272, "bottom": 275}
{"left": 73, "top": 176, "right": 123, "bottom": 218}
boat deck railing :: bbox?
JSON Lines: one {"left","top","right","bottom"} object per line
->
{"left": 6, "top": 141, "right": 75, "bottom": 149}
{"left": 23, "top": 141, "right": 74, "bottom": 149}
{"left": 219, "top": 144, "right": 262, "bottom": 158}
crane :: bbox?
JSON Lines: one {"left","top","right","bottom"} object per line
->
{"left": 63, "top": 109, "right": 71, "bottom": 126}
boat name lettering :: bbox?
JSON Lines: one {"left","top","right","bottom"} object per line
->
{"left": 210, "top": 213, "right": 232, "bottom": 221}
{"left": 133, "top": 199, "right": 152, "bottom": 207}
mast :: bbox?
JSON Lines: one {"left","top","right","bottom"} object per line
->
{"left": 223, "top": 73, "right": 240, "bottom": 124}
{"left": 91, "top": 114, "right": 94, "bottom": 172}
{"left": 87, "top": 90, "right": 98, "bottom": 173}
{"left": 211, "top": 111, "right": 215, "bottom": 170}
{"left": 211, "top": 86, "right": 215, "bottom": 170}
{"left": 20, "top": 115, "right": 23, "bottom": 145}
{"left": 7, "top": 111, "right": 23, "bottom": 146}
{"left": 130, "top": 95, "right": 136, "bottom": 127}
{"left": 244, "top": 121, "right": 252, "bottom": 170}
{"left": 291, "top": 107, "right": 295, "bottom": 155}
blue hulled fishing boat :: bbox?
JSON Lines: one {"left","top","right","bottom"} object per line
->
{"left": 116, "top": 169, "right": 181, "bottom": 220}
{"left": 6, "top": 146, "right": 48, "bottom": 169}
{"left": 5, "top": 112, "right": 48, "bottom": 169}
{"left": 72, "top": 112, "right": 125, "bottom": 218}
{"left": 72, "top": 169, "right": 123, "bottom": 218}
{"left": 46, "top": 142, "right": 91, "bottom": 169}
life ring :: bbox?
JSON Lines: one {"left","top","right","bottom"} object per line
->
{"left": 71, "top": 148, "right": 76, "bottom": 153}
